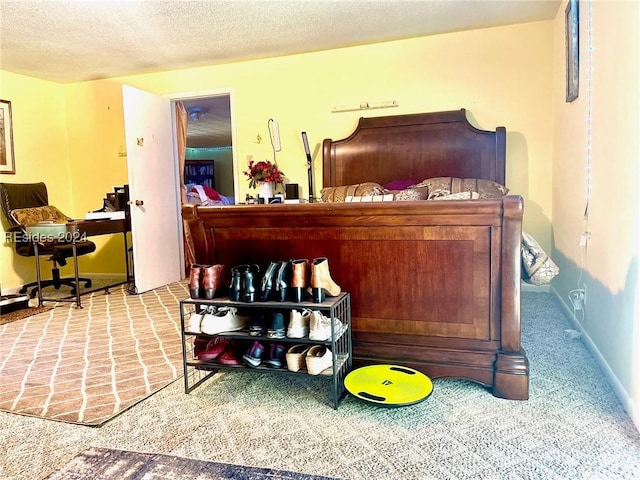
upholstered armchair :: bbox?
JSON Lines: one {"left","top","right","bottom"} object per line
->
{"left": 0, "top": 182, "right": 96, "bottom": 297}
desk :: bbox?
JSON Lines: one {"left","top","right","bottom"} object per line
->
{"left": 26, "top": 218, "right": 131, "bottom": 308}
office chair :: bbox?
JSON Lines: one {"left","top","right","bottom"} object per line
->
{"left": 0, "top": 182, "right": 96, "bottom": 298}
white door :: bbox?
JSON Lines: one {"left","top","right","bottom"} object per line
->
{"left": 122, "top": 85, "right": 183, "bottom": 293}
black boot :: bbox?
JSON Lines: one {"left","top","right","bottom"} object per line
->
{"left": 243, "top": 264, "right": 260, "bottom": 303}
{"left": 229, "top": 265, "right": 245, "bottom": 302}
{"left": 275, "top": 261, "right": 289, "bottom": 302}
{"left": 260, "top": 261, "right": 281, "bottom": 302}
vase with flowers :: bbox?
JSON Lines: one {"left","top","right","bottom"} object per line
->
{"left": 243, "top": 159, "right": 285, "bottom": 203}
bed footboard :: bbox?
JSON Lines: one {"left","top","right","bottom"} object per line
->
{"left": 183, "top": 197, "right": 529, "bottom": 400}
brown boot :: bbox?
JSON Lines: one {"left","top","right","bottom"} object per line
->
{"left": 189, "top": 264, "right": 204, "bottom": 299}
{"left": 309, "top": 257, "right": 341, "bottom": 302}
{"left": 203, "top": 264, "right": 225, "bottom": 300}
{"left": 290, "top": 259, "right": 308, "bottom": 302}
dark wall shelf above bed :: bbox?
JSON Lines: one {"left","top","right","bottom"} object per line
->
{"left": 185, "top": 160, "right": 215, "bottom": 189}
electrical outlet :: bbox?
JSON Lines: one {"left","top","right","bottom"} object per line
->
{"left": 580, "top": 231, "right": 591, "bottom": 247}
{"left": 569, "top": 287, "right": 586, "bottom": 311}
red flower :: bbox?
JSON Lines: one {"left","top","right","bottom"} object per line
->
{"left": 243, "top": 160, "right": 285, "bottom": 189}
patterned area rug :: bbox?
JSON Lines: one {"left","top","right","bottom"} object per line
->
{"left": 0, "top": 281, "right": 187, "bottom": 425}
{"left": 44, "top": 447, "right": 342, "bottom": 480}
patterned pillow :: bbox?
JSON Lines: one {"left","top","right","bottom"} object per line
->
{"left": 393, "top": 187, "right": 430, "bottom": 201}
{"left": 431, "top": 191, "right": 480, "bottom": 201}
{"left": 10, "top": 205, "right": 69, "bottom": 226}
{"left": 320, "top": 182, "right": 387, "bottom": 203}
{"left": 413, "top": 177, "right": 509, "bottom": 199}
{"left": 383, "top": 179, "right": 420, "bottom": 190}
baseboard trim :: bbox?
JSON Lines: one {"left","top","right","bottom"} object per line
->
{"left": 2, "top": 273, "right": 127, "bottom": 296}
{"left": 550, "top": 285, "right": 640, "bottom": 433}
{"left": 521, "top": 282, "right": 551, "bottom": 293}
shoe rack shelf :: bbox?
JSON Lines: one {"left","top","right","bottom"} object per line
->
{"left": 179, "top": 293, "right": 352, "bottom": 409}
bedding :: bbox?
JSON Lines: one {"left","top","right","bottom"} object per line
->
{"left": 186, "top": 183, "right": 234, "bottom": 206}
{"left": 320, "top": 177, "right": 506, "bottom": 203}
{"left": 184, "top": 109, "right": 529, "bottom": 400}
{"left": 414, "top": 176, "right": 509, "bottom": 199}
{"left": 320, "top": 182, "right": 387, "bottom": 203}
{"left": 390, "top": 186, "right": 430, "bottom": 201}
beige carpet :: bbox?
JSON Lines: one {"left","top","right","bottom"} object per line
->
{"left": 1, "top": 293, "right": 639, "bottom": 480}
{"left": 0, "top": 280, "right": 187, "bottom": 425}
{"left": 36, "top": 276, "right": 129, "bottom": 301}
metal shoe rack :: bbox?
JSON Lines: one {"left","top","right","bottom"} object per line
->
{"left": 178, "top": 293, "right": 352, "bottom": 409}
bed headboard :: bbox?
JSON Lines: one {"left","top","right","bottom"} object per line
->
{"left": 322, "top": 109, "right": 506, "bottom": 188}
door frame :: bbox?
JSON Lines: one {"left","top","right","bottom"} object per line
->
{"left": 166, "top": 87, "right": 239, "bottom": 203}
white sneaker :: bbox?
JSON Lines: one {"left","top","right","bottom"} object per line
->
{"left": 308, "top": 311, "right": 344, "bottom": 341}
{"left": 306, "top": 345, "right": 333, "bottom": 375}
{"left": 185, "top": 306, "right": 213, "bottom": 334}
{"left": 185, "top": 311, "right": 203, "bottom": 333}
{"left": 287, "top": 308, "right": 311, "bottom": 338}
{"left": 200, "top": 307, "right": 246, "bottom": 335}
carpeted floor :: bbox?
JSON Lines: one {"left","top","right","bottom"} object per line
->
{"left": 1, "top": 292, "right": 639, "bottom": 480}
{"left": 0, "top": 281, "right": 186, "bottom": 425}
{"left": 34, "top": 276, "right": 128, "bottom": 301}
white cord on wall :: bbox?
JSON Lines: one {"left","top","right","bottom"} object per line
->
{"left": 577, "top": 0, "right": 594, "bottom": 289}
{"left": 569, "top": 0, "right": 593, "bottom": 320}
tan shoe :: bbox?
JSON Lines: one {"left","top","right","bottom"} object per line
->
{"left": 308, "top": 257, "right": 341, "bottom": 302}
{"left": 286, "top": 344, "right": 310, "bottom": 372}
{"left": 290, "top": 259, "right": 308, "bottom": 302}
{"left": 305, "top": 345, "right": 333, "bottom": 375}
{"left": 287, "top": 308, "right": 311, "bottom": 338}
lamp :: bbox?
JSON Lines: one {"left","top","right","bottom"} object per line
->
{"left": 187, "top": 107, "right": 208, "bottom": 122}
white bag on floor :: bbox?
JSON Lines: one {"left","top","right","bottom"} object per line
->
{"left": 521, "top": 232, "right": 559, "bottom": 285}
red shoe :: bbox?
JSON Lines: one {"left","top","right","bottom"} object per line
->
{"left": 218, "top": 344, "right": 242, "bottom": 365}
{"left": 193, "top": 336, "right": 209, "bottom": 358}
{"left": 197, "top": 337, "right": 231, "bottom": 362}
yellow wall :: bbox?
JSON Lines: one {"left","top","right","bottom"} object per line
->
{"left": 2, "top": 21, "right": 555, "bottom": 293}
{"left": 63, "top": 81, "right": 130, "bottom": 275}
{"left": 551, "top": 0, "right": 639, "bottom": 427}
{"left": 73, "top": 19, "right": 554, "bottom": 236}
{"left": 0, "top": 71, "right": 73, "bottom": 290}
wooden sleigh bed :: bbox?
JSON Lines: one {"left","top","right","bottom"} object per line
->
{"left": 182, "top": 109, "right": 529, "bottom": 400}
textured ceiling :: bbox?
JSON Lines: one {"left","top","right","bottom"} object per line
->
{"left": 0, "top": 0, "right": 560, "bottom": 84}
{"left": 0, "top": 0, "right": 560, "bottom": 148}
{"left": 182, "top": 96, "right": 232, "bottom": 149}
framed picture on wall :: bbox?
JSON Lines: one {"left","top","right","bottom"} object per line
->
{"left": 565, "top": 0, "right": 579, "bottom": 102}
{"left": 0, "top": 99, "right": 16, "bottom": 174}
